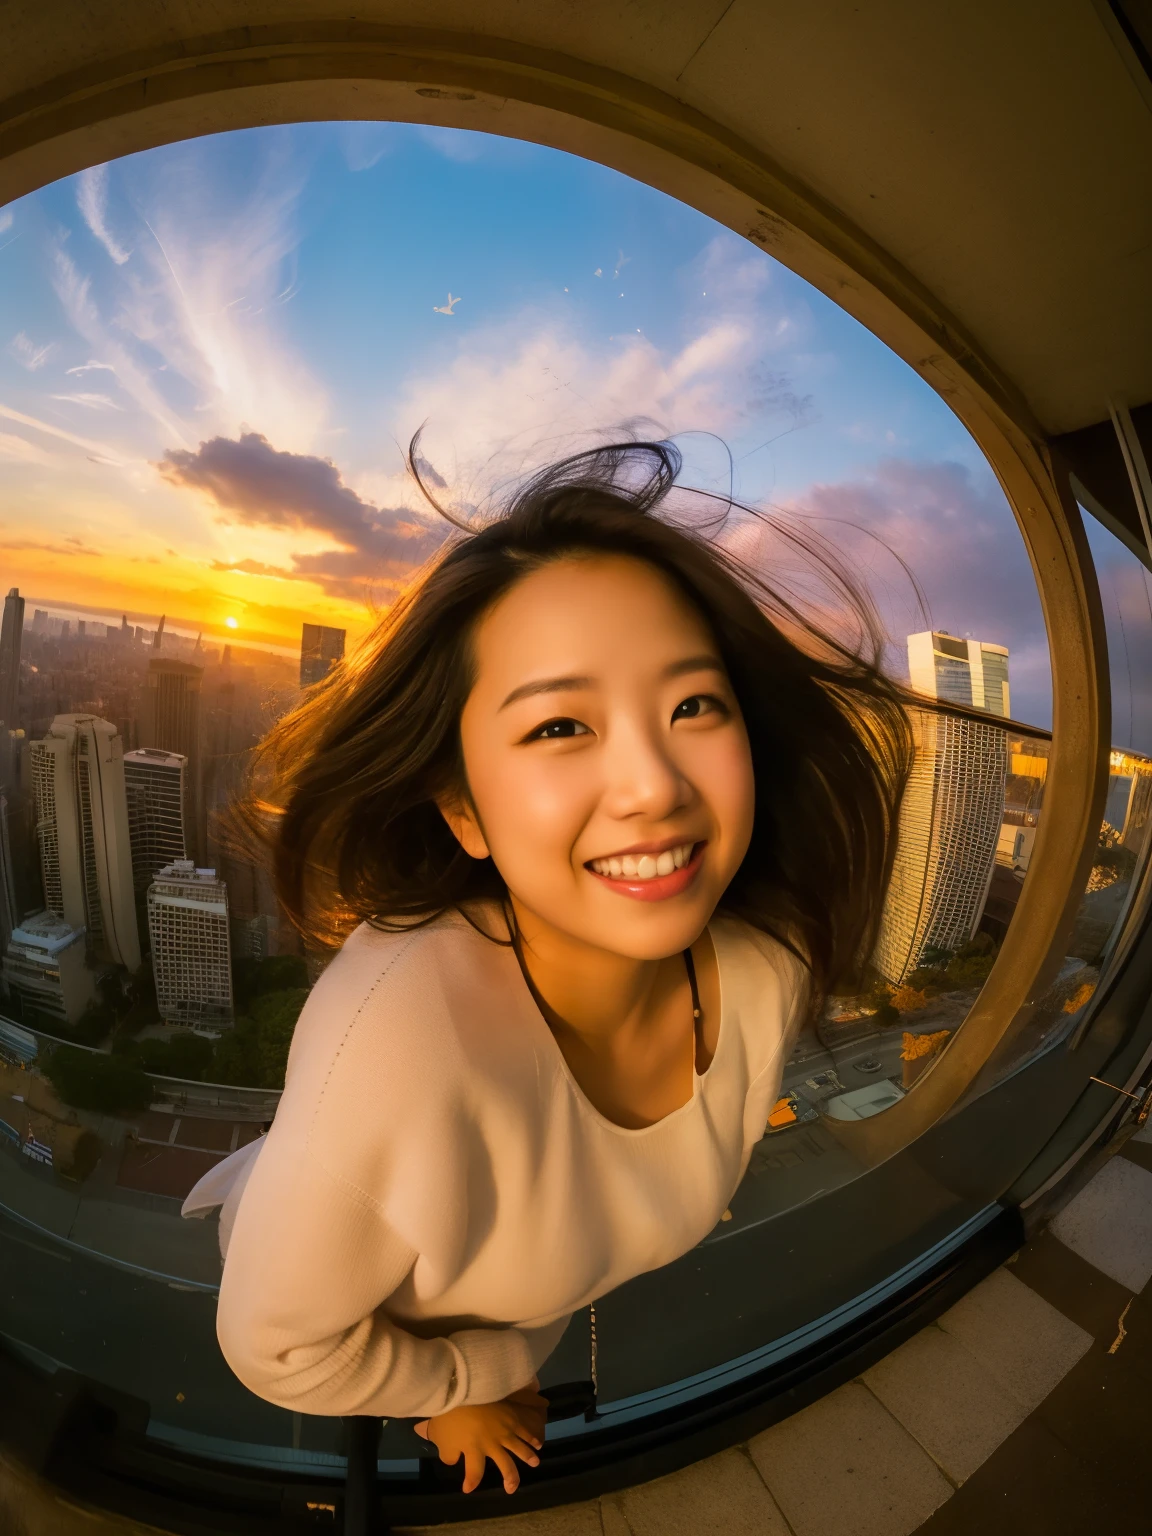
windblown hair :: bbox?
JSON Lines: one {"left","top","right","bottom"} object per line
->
{"left": 228, "top": 438, "right": 914, "bottom": 1017}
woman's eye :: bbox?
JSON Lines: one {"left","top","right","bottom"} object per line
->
{"left": 672, "top": 694, "right": 724, "bottom": 723}
{"left": 528, "top": 717, "right": 591, "bottom": 740}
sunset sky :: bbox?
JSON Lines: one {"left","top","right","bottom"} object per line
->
{"left": 0, "top": 120, "right": 1148, "bottom": 739}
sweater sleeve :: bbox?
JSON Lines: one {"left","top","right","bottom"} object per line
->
{"left": 213, "top": 923, "right": 548, "bottom": 1420}
{"left": 215, "top": 1127, "right": 540, "bottom": 1420}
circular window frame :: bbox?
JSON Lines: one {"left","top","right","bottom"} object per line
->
{"left": 0, "top": 20, "right": 1112, "bottom": 1160}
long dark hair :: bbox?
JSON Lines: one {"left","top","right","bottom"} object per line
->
{"left": 228, "top": 438, "right": 913, "bottom": 1017}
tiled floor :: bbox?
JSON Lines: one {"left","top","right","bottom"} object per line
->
{"left": 3, "top": 1133, "right": 1151, "bottom": 1536}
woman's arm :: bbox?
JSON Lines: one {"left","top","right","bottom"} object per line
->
{"left": 215, "top": 1134, "right": 540, "bottom": 1420}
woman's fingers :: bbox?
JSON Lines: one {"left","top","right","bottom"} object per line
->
{"left": 462, "top": 1446, "right": 486, "bottom": 1494}
{"left": 505, "top": 1431, "right": 541, "bottom": 1466}
{"left": 489, "top": 1445, "right": 521, "bottom": 1493}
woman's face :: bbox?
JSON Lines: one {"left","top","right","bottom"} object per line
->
{"left": 441, "top": 552, "right": 755, "bottom": 960}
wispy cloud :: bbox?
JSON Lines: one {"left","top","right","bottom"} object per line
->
{"left": 8, "top": 332, "right": 55, "bottom": 371}
{"left": 66, "top": 360, "right": 117, "bottom": 376}
{"left": 50, "top": 392, "right": 124, "bottom": 411}
{"left": 76, "top": 165, "right": 132, "bottom": 264}
{"left": 50, "top": 244, "right": 190, "bottom": 446}
{"left": 0, "top": 535, "right": 104, "bottom": 557}
{"left": 47, "top": 141, "right": 328, "bottom": 465}
{"left": 338, "top": 123, "right": 395, "bottom": 171}
{"left": 0, "top": 402, "right": 130, "bottom": 465}
{"left": 0, "top": 210, "right": 12, "bottom": 235}
{"left": 416, "top": 126, "right": 490, "bottom": 163}
{"left": 0, "top": 433, "right": 53, "bottom": 466}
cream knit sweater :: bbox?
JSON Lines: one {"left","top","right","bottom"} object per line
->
{"left": 182, "top": 905, "right": 807, "bottom": 1420}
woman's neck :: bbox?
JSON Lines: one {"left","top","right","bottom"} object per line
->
{"left": 506, "top": 894, "right": 689, "bottom": 1050}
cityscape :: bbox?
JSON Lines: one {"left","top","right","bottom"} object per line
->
{"left": 0, "top": 592, "right": 345, "bottom": 1099}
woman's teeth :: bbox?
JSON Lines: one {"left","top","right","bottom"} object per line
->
{"left": 589, "top": 843, "right": 696, "bottom": 880}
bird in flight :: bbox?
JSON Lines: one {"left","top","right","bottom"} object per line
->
{"left": 433, "top": 293, "right": 462, "bottom": 315}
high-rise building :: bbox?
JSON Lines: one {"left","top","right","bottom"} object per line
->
{"left": 908, "top": 631, "right": 1011, "bottom": 718}
{"left": 874, "top": 700, "right": 1009, "bottom": 985}
{"left": 0, "top": 792, "right": 18, "bottom": 960}
{"left": 142, "top": 657, "right": 204, "bottom": 863}
{"left": 123, "top": 748, "right": 187, "bottom": 897}
{"left": 29, "top": 714, "right": 141, "bottom": 971}
{"left": 147, "top": 860, "right": 234, "bottom": 1029}
{"left": 0, "top": 588, "right": 24, "bottom": 730}
{"left": 300, "top": 623, "right": 346, "bottom": 688}
{"left": 3, "top": 911, "right": 95, "bottom": 1027}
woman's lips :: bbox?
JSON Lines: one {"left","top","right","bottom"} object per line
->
{"left": 586, "top": 841, "right": 706, "bottom": 902}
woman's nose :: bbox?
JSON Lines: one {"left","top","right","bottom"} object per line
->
{"left": 599, "top": 721, "right": 688, "bottom": 818}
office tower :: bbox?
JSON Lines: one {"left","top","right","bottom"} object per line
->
{"left": 148, "top": 860, "right": 234, "bottom": 1028}
{"left": 142, "top": 657, "right": 204, "bottom": 863}
{"left": 31, "top": 609, "right": 48, "bottom": 636}
{"left": 907, "top": 631, "right": 1011, "bottom": 718}
{"left": 300, "top": 623, "right": 346, "bottom": 688}
{"left": 2, "top": 911, "right": 95, "bottom": 1027}
{"left": 0, "top": 792, "right": 17, "bottom": 959}
{"left": 874, "top": 704, "right": 1008, "bottom": 984}
{"left": 123, "top": 748, "right": 187, "bottom": 896}
{"left": 29, "top": 714, "right": 141, "bottom": 970}
{"left": 60, "top": 620, "right": 71, "bottom": 639}
{"left": 77, "top": 620, "right": 86, "bottom": 638}
{"left": 0, "top": 588, "right": 24, "bottom": 729}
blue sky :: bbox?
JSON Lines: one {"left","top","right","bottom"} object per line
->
{"left": 0, "top": 119, "right": 1086, "bottom": 729}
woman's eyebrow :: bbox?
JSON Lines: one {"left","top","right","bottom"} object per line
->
{"left": 498, "top": 654, "right": 724, "bottom": 711}
{"left": 499, "top": 675, "right": 594, "bottom": 710}
{"left": 665, "top": 653, "right": 726, "bottom": 679}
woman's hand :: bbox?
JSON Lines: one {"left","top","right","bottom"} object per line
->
{"left": 414, "top": 1374, "right": 547, "bottom": 1494}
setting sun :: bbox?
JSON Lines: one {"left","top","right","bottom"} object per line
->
{"left": 225, "top": 616, "right": 239, "bottom": 629}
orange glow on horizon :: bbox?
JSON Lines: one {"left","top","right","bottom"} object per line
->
{"left": 0, "top": 538, "right": 396, "bottom": 653}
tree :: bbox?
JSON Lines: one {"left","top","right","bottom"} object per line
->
{"left": 232, "top": 954, "right": 309, "bottom": 1011}
{"left": 42, "top": 1045, "right": 153, "bottom": 1114}
{"left": 66, "top": 1000, "right": 118, "bottom": 1048}
{"left": 206, "top": 987, "right": 309, "bottom": 1089}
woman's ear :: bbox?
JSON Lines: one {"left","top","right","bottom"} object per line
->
{"left": 436, "top": 792, "right": 491, "bottom": 861}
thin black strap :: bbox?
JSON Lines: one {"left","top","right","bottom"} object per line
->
{"left": 683, "top": 947, "right": 703, "bottom": 1071}
{"left": 682, "top": 946, "right": 701, "bottom": 1019}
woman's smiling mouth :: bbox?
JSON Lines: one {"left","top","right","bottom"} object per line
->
{"left": 585, "top": 840, "right": 706, "bottom": 900}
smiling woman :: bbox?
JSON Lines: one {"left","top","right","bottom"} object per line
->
{"left": 180, "top": 435, "right": 913, "bottom": 1491}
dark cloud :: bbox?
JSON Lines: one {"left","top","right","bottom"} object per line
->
{"left": 783, "top": 457, "right": 1054, "bottom": 730}
{"left": 158, "top": 431, "right": 446, "bottom": 599}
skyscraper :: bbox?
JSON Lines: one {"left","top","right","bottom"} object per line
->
{"left": 873, "top": 695, "right": 1009, "bottom": 985}
{"left": 0, "top": 588, "right": 24, "bottom": 730}
{"left": 148, "top": 860, "right": 234, "bottom": 1029}
{"left": 907, "top": 631, "right": 1011, "bottom": 718}
{"left": 142, "top": 657, "right": 204, "bottom": 863}
{"left": 300, "top": 623, "right": 346, "bottom": 688}
{"left": 0, "top": 790, "right": 18, "bottom": 960}
{"left": 2, "top": 911, "right": 95, "bottom": 1027}
{"left": 123, "top": 748, "right": 187, "bottom": 896}
{"left": 29, "top": 714, "right": 141, "bottom": 971}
